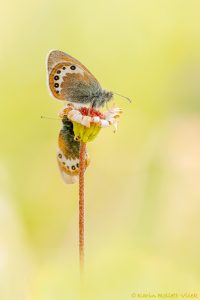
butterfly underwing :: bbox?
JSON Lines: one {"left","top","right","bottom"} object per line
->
{"left": 57, "top": 116, "right": 90, "bottom": 184}
{"left": 46, "top": 50, "right": 113, "bottom": 108}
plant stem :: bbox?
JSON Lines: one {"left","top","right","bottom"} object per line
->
{"left": 79, "top": 141, "right": 86, "bottom": 285}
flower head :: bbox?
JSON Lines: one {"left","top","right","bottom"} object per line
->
{"left": 59, "top": 104, "right": 122, "bottom": 143}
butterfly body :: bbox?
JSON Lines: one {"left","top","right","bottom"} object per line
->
{"left": 47, "top": 50, "right": 113, "bottom": 108}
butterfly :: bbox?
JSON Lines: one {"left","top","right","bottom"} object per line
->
{"left": 56, "top": 115, "right": 90, "bottom": 184}
{"left": 46, "top": 50, "right": 113, "bottom": 108}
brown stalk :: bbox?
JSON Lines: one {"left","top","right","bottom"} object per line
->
{"left": 79, "top": 141, "right": 86, "bottom": 290}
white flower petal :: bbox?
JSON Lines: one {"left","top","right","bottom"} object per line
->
{"left": 104, "top": 108, "right": 122, "bottom": 119}
{"left": 112, "top": 121, "right": 118, "bottom": 132}
{"left": 68, "top": 109, "right": 80, "bottom": 118}
{"left": 92, "top": 116, "right": 100, "bottom": 123}
{"left": 100, "top": 119, "right": 109, "bottom": 128}
{"left": 104, "top": 113, "right": 116, "bottom": 119}
{"left": 113, "top": 107, "right": 122, "bottom": 113}
{"left": 67, "top": 110, "right": 84, "bottom": 123}
{"left": 72, "top": 113, "right": 83, "bottom": 123}
{"left": 81, "top": 116, "right": 91, "bottom": 127}
{"left": 107, "top": 117, "right": 115, "bottom": 124}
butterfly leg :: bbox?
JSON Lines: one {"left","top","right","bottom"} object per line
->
{"left": 91, "top": 97, "right": 98, "bottom": 108}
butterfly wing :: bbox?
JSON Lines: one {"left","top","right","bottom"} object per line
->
{"left": 57, "top": 117, "right": 90, "bottom": 184}
{"left": 46, "top": 50, "right": 102, "bottom": 104}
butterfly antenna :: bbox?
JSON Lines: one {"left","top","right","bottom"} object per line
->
{"left": 41, "top": 115, "right": 59, "bottom": 120}
{"left": 113, "top": 92, "right": 132, "bottom": 103}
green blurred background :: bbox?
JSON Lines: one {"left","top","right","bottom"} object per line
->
{"left": 1, "top": 0, "right": 200, "bottom": 299}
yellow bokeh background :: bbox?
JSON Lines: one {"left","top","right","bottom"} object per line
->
{"left": 1, "top": 0, "right": 200, "bottom": 299}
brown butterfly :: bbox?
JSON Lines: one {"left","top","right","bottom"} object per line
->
{"left": 56, "top": 116, "right": 90, "bottom": 184}
{"left": 46, "top": 50, "right": 113, "bottom": 108}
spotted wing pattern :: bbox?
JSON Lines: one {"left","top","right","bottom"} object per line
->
{"left": 57, "top": 117, "right": 90, "bottom": 184}
{"left": 47, "top": 50, "right": 102, "bottom": 104}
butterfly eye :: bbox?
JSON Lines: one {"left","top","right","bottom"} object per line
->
{"left": 70, "top": 65, "right": 76, "bottom": 70}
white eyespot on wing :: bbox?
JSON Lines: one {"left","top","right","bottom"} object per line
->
{"left": 57, "top": 149, "right": 79, "bottom": 170}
